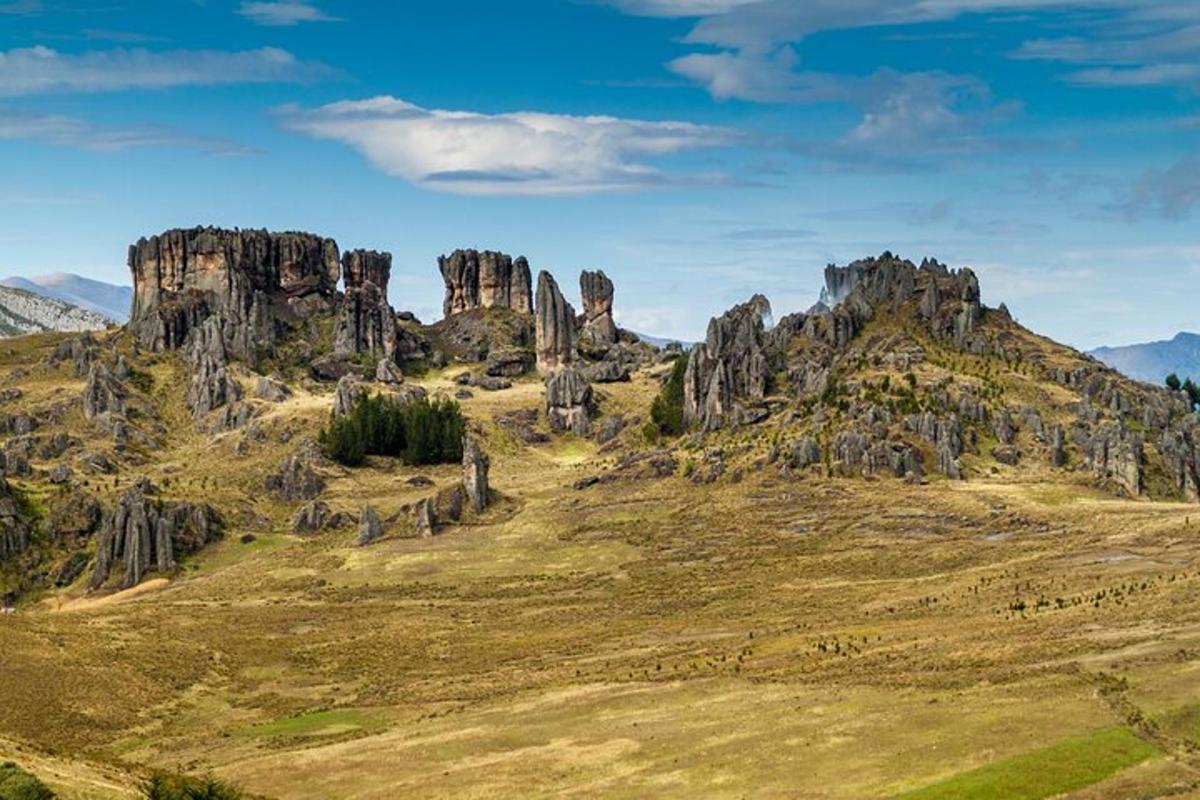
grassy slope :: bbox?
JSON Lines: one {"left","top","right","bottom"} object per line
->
{"left": 0, "top": 328, "right": 1199, "bottom": 798}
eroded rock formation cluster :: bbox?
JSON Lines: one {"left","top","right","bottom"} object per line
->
{"left": 439, "top": 250, "right": 533, "bottom": 317}
{"left": 88, "top": 477, "right": 221, "bottom": 589}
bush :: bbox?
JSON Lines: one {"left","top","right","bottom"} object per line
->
{"left": 142, "top": 773, "right": 242, "bottom": 800}
{"left": 648, "top": 357, "right": 688, "bottom": 437}
{"left": 319, "top": 393, "right": 466, "bottom": 467}
{"left": 0, "top": 762, "right": 54, "bottom": 800}
{"left": 1166, "top": 373, "right": 1182, "bottom": 392}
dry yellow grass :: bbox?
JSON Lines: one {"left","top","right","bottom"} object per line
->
{"left": 0, "top": 331, "right": 1199, "bottom": 798}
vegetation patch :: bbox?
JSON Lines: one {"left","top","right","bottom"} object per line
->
{"left": 897, "top": 727, "right": 1160, "bottom": 800}
{"left": 319, "top": 393, "right": 465, "bottom": 467}
{"left": 234, "top": 708, "right": 385, "bottom": 739}
{"left": 0, "top": 761, "right": 54, "bottom": 800}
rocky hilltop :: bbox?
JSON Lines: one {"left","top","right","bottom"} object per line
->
{"left": 679, "top": 252, "right": 1200, "bottom": 502}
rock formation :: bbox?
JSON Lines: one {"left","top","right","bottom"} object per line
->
{"left": 82, "top": 362, "right": 126, "bottom": 419}
{"left": 292, "top": 500, "right": 332, "bottom": 534}
{"left": 535, "top": 271, "right": 577, "bottom": 373}
{"left": 545, "top": 366, "right": 594, "bottom": 436}
{"left": 0, "top": 479, "right": 32, "bottom": 563}
{"left": 185, "top": 316, "right": 242, "bottom": 418}
{"left": 357, "top": 505, "right": 382, "bottom": 546}
{"left": 1089, "top": 421, "right": 1142, "bottom": 497}
{"left": 264, "top": 453, "right": 324, "bottom": 501}
{"left": 333, "top": 374, "right": 364, "bottom": 417}
{"left": 462, "top": 436, "right": 490, "bottom": 514}
{"left": 334, "top": 249, "right": 398, "bottom": 362}
{"left": 579, "top": 270, "right": 617, "bottom": 347}
{"left": 439, "top": 250, "right": 533, "bottom": 317}
{"left": 88, "top": 478, "right": 221, "bottom": 589}
{"left": 414, "top": 496, "right": 437, "bottom": 537}
{"left": 127, "top": 227, "right": 340, "bottom": 363}
{"left": 683, "top": 295, "right": 771, "bottom": 431}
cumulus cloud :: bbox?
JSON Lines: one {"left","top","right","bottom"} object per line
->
{"left": 239, "top": 1, "right": 337, "bottom": 26}
{"left": 0, "top": 46, "right": 333, "bottom": 96}
{"left": 0, "top": 107, "right": 256, "bottom": 154}
{"left": 278, "top": 96, "right": 742, "bottom": 195}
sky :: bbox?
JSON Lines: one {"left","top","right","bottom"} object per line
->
{"left": 0, "top": 0, "right": 1198, "bottom": 349}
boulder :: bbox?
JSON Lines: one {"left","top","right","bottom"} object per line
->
{"left": 333, "top": 374, "right": 364, "bottom": 417}
{"left": 545, "top": 366, "right": 594, "bottom": 436}
{"left": 0, "top": 479, "right": 32, "bottom": 563}
{"left": 292, "top": 500, "right": 332, "bottom": 534}
{"left": 535, "top": 271, "right": 577, "bottom": 373}
{"left": 376, "top": 358, "right": 404, "bottom": 385}
{"left": 254, "top": 375, "right": 292, "bottom": 402}
{"left": 439, "top": 250, "right": 533, "bottom": 316}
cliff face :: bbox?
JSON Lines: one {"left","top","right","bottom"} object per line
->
{"left": 127, "top": 227, "right": 342, "bottom": 363}
{"left": 438, "top": 250, "right": 533, "bottom": 317}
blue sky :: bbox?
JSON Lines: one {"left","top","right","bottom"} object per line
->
{"left": 1, "top": 0, "right": 1198, "bottom": 348}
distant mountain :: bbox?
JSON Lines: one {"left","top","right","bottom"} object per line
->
{"left": 1089, "top": 332, "right": 1200, "bottom": 385}
{"left": 0, "top": 273, "right": 131, "bottom": 323}
{"left": 630, "top": 331, "right": 694, "bottom": 350}
{"left": 0, "top": 284, "right": 111, "bottom": 336}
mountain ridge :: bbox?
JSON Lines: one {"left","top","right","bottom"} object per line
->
{"left": 1088, "top": 331, "right": 1200, "bottom": 385}
{"left": 0, "top": 272, "right": 132, "bottom": 323}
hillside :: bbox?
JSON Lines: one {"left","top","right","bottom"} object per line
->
{"left": 1090, "top": 332, "right": 1200, "bottom": 385}
{"left": 1, "top": 234, "right": 1199, "bottom": 799}
{"left": 0, "top": 284, "right": 111, "bottom": 337}
{"left": 0, "top": 273, "right": 132, "bottom": 324}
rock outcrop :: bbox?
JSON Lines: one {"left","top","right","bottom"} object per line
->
{"left": 579, "top": 270, "right": 617, "bottom": 347}
{"left": 1088, "top": 421, "right": 1142, "bottom": 497}
{"left": 264, "top": 453, "right": 324, "bottom": 501}
{"left": 127, "top": 227, "right": 340, "bottom": 363}
{"left": 535, "top": 271, "right": 577, "bottom": 373}
{"left": 414, "top": 496, "right": 437, "bottom": 537}
{"left": 462, "top": 436, "right": 490, "bottom": 514}
{"left": 545, "top": 366, "right": 594, "bottom": 436}
{"left": 439, "top": 250, "right": 533, "bottom": 317}
{"left": 185, "top": 316, "right": 243, "bottom": 419}
{"left": 88, "top": 478, "right": 221, "bottom": 589}
{"left": 82, "top": 362, "right": 126, "bottom": 419}
{"left": 357, "top": 505, "right": 383, "bottom": 546}
{"left": 334, "top": 249, "right": 398, "bottom": 362}
{"left": 683, "top": 295, "right": 771, "bottom": 431}
{"left": 0, "top": 479, "right": 32, "bottom": 563}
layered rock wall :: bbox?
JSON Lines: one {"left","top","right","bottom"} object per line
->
{"left": 439, "top": 250, "right": 533, "bottom": 317}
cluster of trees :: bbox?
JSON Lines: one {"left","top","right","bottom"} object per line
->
{"left": 0, "top": 761, "right": 54, "bottom": 800}
{"left": 646, "top": 357, "right": 687, "bottom": 438}
{"left": 319, "top": 393, "right": 466, "bottom": 467}
{"left": 1165, "top": 373, "right": 1200, "bottom": 410}
{"left": 142, "top": 773, "right": 243, "bottom": 800}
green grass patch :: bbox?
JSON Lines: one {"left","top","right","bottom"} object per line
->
{"left": 897, "top": 727, "right": 1160, "bottom": 800}
{"left": 235, "top": 709, "right": 385, "bottom": 739}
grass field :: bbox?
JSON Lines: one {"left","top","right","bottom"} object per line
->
{"left": 1, "top": 331, "right": 1200, "bottom": 798}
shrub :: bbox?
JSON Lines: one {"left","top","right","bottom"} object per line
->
{"left": 0, "top": 762, "right": 55, "bottom": 800}
{"left": 142, "top": 772, "right": 243, "bottom": 800}
{"left": 319, "top": 393, "right": 465, "bottom": 467}
{"left": 648, "top": 357, "right": 688, "bottom": 437}
{"left": 1166, "top": 373, "right": 1182, "bottom": 392}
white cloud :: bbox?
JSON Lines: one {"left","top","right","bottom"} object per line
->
{"left": 0, "top": 108, "right": 256, "bottom": 154}
{"left": 1067, "top": 63, "right": 1200, "bottom": 86}
{"left": 278, "top": 96, "right": 742, "bottom": 195}
{"left": 0, "top": 46, "right": 332, "bottom": 96}
{"left": 239, "top": 1, "right": 337, "bottom": 26}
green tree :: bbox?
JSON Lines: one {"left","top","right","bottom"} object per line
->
{"left": 1166, "top": 373, "right": 1182, "bottom": 392}
{"left": 319, "top": 393, "right": 465, "bottom": 467}
{"left": 0, "top": 762, "right": 55, "bottom": 800}
{"left": 649, "top": 357, "right": 688, "bottom": 437}
{"left": 142, "top": 772, "right": 243, "bottom": 800}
